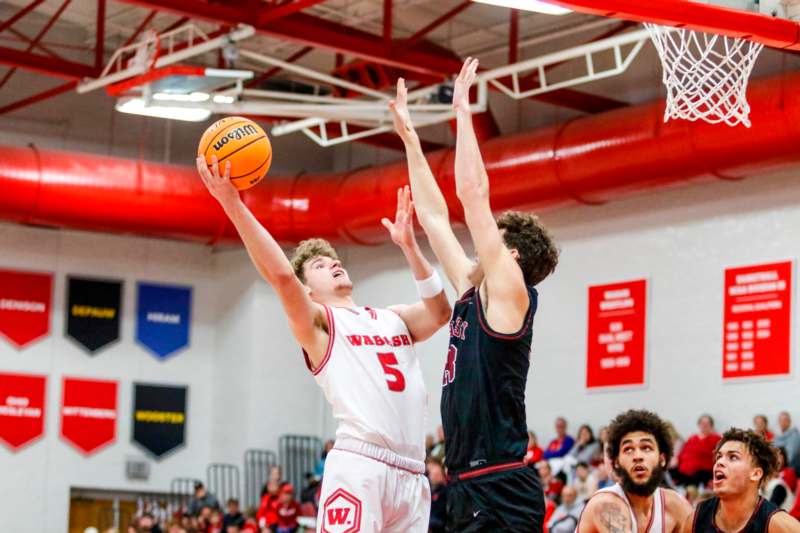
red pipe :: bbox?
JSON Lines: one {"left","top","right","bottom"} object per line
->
{"left": 2, "top": 71, "right": 800, "bottom": 246}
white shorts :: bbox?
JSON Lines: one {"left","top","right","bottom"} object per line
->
{"left": 316, "top": 439, "right": 430, "bottom": 533}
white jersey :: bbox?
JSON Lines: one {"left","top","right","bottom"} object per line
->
{"left": 305, "top": 305, "right": 427, "bottom": 462}
{"left": 594, "top": 483, "right": 666, "bottom": 533}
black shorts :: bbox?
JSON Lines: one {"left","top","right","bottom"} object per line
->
{"left": 446, "top": 463, "right": 545, "bottom": 532}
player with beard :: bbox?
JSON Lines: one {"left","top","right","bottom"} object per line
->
{"left": 682, "top": 428, "right": 800, "bottom": 533}
{"left": 578, "top": 410, "right": 692, "bottom": 533}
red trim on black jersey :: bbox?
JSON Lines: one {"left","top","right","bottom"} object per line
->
{"left": 474, "top": 287, "right": 534, "bottom": 340}
{"left": 303, "top": 305, "right": 336, "bottom": 375}
{"left": 455, "top": 287, "right": 476, "bottom": 305}
{"left": 449, "top": 460, "right": 525, "bottom": 481}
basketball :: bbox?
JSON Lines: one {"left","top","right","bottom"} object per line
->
{"left": 197, "top": 116, "right": 272, "bottom": 190}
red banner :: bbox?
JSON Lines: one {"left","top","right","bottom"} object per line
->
{"left": 61, "top": 377, "right": 118, "bottom": 455}
{"left": 723, "top": 261, "right": 792, "bottom": 379}
{"left": 0, "top": 373, "right": 46, "bottom": 451}
{"left": 0, "top": 269, "right": 52, "bottom": 349}
{"left": 587, "top": 279, "right": 647, "bottom": 389}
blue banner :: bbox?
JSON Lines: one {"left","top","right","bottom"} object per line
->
{"left": 136, "top": 282, "right": 192, "bottom": 360}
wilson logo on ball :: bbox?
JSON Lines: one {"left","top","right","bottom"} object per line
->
{"left": 212, "top": 124, "right": 260, "bottom": 151}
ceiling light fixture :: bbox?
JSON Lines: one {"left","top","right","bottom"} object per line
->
{"left": 471, "top": 0, "right": 571, "bottom": 15}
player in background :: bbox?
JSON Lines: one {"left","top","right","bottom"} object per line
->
{"left": 196, "top": 157, "right": 451, "bottom": 533}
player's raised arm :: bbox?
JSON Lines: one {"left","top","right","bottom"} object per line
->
{"left": 389, "top": 78, "right": 473, "bottom": 295}
{"left": 196, "top": 155, "right": 329, "bottom": 364}
{"left": 384, "top": 186, "right": 451, "bottom": 342}
{"left": 451, "top": 57, "right": 529, "bottom": 331}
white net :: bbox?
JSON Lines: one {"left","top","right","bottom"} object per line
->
{"left": 644, "top": 24, "right": 764, "bottom": 127}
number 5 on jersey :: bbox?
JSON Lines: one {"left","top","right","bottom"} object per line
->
{"left": 377, "top": 352, "right": 406, "bottom": 392}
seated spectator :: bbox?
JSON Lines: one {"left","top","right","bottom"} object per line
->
{"left": 764, "top": 448, "right": 796, "bottom": 511}
{"left": 775, "top": 411, "right": 800, "bottom": 474}
{"left": 224, "top": 526, "right": 240, "bottom": 533}
{"left": 222, "top": 498, "right": 244, "bottom": 530}
{"left": 672, "top": 414, "right": 720, "bottom": 487}
{"left": 546, "top": 486, "right": 584, "bottom": 533}
{"left": 537, "top": 461, "right": 564, "bottom": 502}
{"left": 566, "top": 425, "right": 600, "bottom": 472}
{"left": 572, "top": 462, "right": 598, "bottom": 502}
{"left": 166, "top": 522, "right": 186, "bottom": 533}
{"left": 430, "top": 425, "right": 445, "bottom": 463}
{"left": 594, "top": 461, "right": 614, "bottom": 490}
{"left": 256, "top": 480, "right": 281, "bottom": 531}
{"left": 241, "top": 509, "right": 258, "bottom": 533}
{"left": 590, "top": 426, "right": 608, "bottom": 466}
{"left": 524, "top": 431, "right": 544, "bottom": 465}
{"left": 664, "top": 420, "right": 684, "bottom": 472}
{"left": 314, "top": 440, "right": 334, "bottom": 478}
{"left": 300, "top": 473, "right": 321, "bottom": 510}
{"left": 136, "top": 514, "right": 162, "bottom": 533}
{"left": 188, "top": 483, "right": 220, "bottom": 517}
{"left": 754, "top": 414, "right": 775, "bottom": 441}
{"left": 543, "top": 417, "right": 575, "bottom": 460}
{"left": 275, "top": 483, "right": 300, "bottom": 533}
{"left": 427, "top": 458, "right": 447, "bottom": 533}
{"left": 208, "top": 510, "right": 223, "bottom": 533}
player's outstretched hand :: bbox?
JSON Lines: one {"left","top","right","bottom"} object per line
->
{"left": 452, "top": 57, "right": 479, "bottom": 113}
{"left": 382, "top": 185, "right": 417, "bottom": 250}
{"left": 389, "top": 78, "right": 417, "bottom": 143}
{"left": 196, "top": 155, "right": 240, "bottom": 207}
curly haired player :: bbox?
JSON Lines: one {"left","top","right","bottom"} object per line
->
{"left": 578, "top": 409, "right": 693, "bottom": 533}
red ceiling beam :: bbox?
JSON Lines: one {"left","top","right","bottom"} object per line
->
{"left": 256, "top": 0, "right": 326, "bottom": 27}
{"left": 405, "top": 0, "right": 472, "bottom": 47}
{"left": 7, "top": 27, "right": 65, "bottom": 59}
{"left": 383, "top": 0, "right": 392, "bottom": 48}
{"left": 122, "top": 10, "right": 157, "bottom": 47}
{"left": 95, "top": 0, "right": 106, "bottom": 69}
{"left": 0, "top": 80, "right": 76, "bottom": 115}
{"left": 113, "top": 0, "right": 462, "bottom": 77}
{"left": 0, "top": 45, "right": 96, "bottom": 79}
{"left": 0, "top": 0, "right": 47, "bottom": 34}
{"left": 0, "top": 0, "right": 73, "bottom": 90}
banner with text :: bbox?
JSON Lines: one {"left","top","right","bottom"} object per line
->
{"left": 61, "top": 377, "right": 118, "bottom": 455}
{"left": 587, "top": 279, "right": 647, "bottom": 389}
{"left": 0, "top": 373, "right": 46, "bottom": 451}
{"left": 66, "top": 276, "right": 122, "bottom": 354}
{"left": 723, "top": 261, "right": 792, "bottom": 380}
{"left": 0, "top": 269, "right": 52, "bottom": 349}
{"left": 136, "top": 282, "right": 192, "bottom": 360}
{"left": 132, "top": 383, "right": 187, "bottom": 459}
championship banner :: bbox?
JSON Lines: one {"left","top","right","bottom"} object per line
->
{"left": 61, "top": 377, "right": 118, "bottom": 455}
{"left": 66, "top": 276, "right": 122, "bottom": 354}
{"left": 136, "top": 282, "right": 192, "bottom": 360}
{"left": 586, "top": 279, "right": 647, "bottom": 389}
{"left": 0, "top": 269, "right": 53, "bottom": 349}
{"left": 723, "top": 261, "right": 792, "bottom": 379}
{"left": 0, "top": 373, "right": 46, "bottom": 451}
{"left": 132, "top": 383, "right": 187, "bottom": 459}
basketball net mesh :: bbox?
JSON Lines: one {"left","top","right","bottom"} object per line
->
{"left": 644, "top": 24, "right": 764, "bottom": 127}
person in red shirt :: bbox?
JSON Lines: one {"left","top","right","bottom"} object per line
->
{"left": 671, "top": 413, "right": 721, "bottom": 487}
{"left": 754, "top": 413, "right": 775, "bottom": 441}
{"left": 275, "top": 484, "right": 299, "bottom": 533}
{"left": 537, "top": 460, "right": 564, "bottom": 502}
{"left": 256, "top": 479, "right": 280, "bottom": 531}
{"left": 525, "top": 430, "right": 544, "bottom": 465}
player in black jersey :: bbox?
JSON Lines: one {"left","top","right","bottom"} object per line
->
{"left": 389, "top": 58, "right": 559, "bottom": 532}
{"left": 682, "top": 428, "right": 800, "bottom": 533}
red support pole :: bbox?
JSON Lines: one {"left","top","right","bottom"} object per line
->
{"left": 256, "top": 0, "right": 327, "bottom": 27}
{"left": 405, "top": 1, "right": 472, "bottom": 46}
{"left": 7, "top": 27, "right": 64, "bottom": 59}
{"left": 122, "top": 9, "right": 156, "bottom": 47}
{"left": 0, "top": 0, "right": 73, "bottom": 90}
{"left": 509, "top": 9, "right": 519, "bottom": 64}
{"left": 0, "top": 0, "right": 47, "bottom": 34}
{"left": 0, "top": 80, "right": 76, "bottom": 115}
{"left": 383, "top": 0, "right": 392, "bottom": 48}
{"left": 0, "top": 44, "right": 96, "bottom": 78}
{"left": 95, "top": 0, "right": 106, "bottom": 70}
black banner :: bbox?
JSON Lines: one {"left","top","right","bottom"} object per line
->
{"left": 132, "top": 383, "right": 187, "bottom": 459}
{"left": 66, "top": 276, "right": 122, "bottom": 354}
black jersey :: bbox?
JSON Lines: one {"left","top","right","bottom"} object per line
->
{"left": 693, "top": 496, "right": 783, "bottom": 533}
{"left": 440, "top": 284, "right": 537, "bottom": 472}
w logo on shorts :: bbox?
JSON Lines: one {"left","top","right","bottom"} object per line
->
{"left": 322, "top": 488, "right": 362, "bottom": 533}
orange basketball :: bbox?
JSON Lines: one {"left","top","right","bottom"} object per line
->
{"left": 198, "top": 116, "right": 272, "bottom": 190}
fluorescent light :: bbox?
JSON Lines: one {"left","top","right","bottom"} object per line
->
{"left": 204, "top": 68, "right": 254, "bottom": 80}
{"left": 152, "top": 92, "right": 209, "bottom": 103}
{"left": 471, "top": 0, "right": 571, "bottom": 15}
{"left": 213, "top": 94, "right": 236, "bottom": 104}
{"left": 115, "top": 98, "right": 211, "bottom": 122}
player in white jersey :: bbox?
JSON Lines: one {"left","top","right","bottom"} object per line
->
{"left": 196, "top": 159, "right": 451, "bottom": 533}
{"left": 578, "top": 410, "right": 692, "bottom": 533}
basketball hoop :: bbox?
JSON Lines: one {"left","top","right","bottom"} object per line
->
{"left": 644, "top": 24, "right": 764, "bottom": 127}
